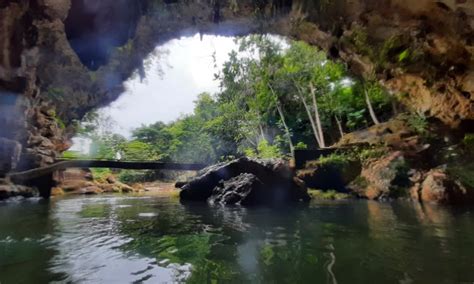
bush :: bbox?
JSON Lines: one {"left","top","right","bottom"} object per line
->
{"left": 118, "top": 170, "right": 152, "bottom": 184}
{"left": 257, "top": 139, "right": 282, "bottom": 159}
{"left": 308, "top": 189, "right": 351, "bottom": 200}
{"left": 463, "top": 133, "right": 474, "bottom": 152}
{"left": 406, "top": 112, "right": 428, "bottom": 135}
{"left": 62, "top": 150, "right": 82, "bottom": 159}
{"left": 244, "top": 139, "right": 282, "bottom": 159}
{"left": 294, "top": 142, "right": 308, "bottom": 150}
{"left": 316, "top": 152, "right": 352, "bottom": 167}
{"left": 91, "top": 168, "right": 112, "bottom": 182}
{"left": 357, "top": 147, "right": 386, "bottom": 163}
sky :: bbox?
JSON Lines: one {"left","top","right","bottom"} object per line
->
{"left": 99, "top": 34, "right": 239, "bottom": 137}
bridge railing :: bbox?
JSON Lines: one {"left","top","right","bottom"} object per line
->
{"left": 8, "top": 159, "right": 208, "bottom": 183}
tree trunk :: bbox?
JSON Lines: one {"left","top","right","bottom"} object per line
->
{"left": 335, "top": 115, "right": 344, "bottom": 138}
{"left": 391, "top": 100, "right": 398, "bottom": 116}
{"left": 298, "top": 87, "right": 322, "bottom": 148}
{"left": 364, "top": 88, "right": 380, "bottom": 125}
{"left": 268, "top": 83, "right": 295, "bottom": 156}
{"left": 276, "top": 102, "right": 294, "bottom": 156}
{"left": 310, "top": 82, "right": 326, "bottom": 148}
{"left": 259, "top": 124, "right": 265, "bottom": 141}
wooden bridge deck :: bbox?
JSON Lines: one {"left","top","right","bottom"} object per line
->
{"left": 8, "top": 159, "right": 207, "bottom": 183}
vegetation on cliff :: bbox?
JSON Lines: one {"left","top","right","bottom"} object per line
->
{"left": 71, "top": 35, "right": 392, "bottom": 166}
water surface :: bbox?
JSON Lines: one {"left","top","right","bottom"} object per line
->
{"left": 1, "top": 194, "right": 474, "bottom": 283}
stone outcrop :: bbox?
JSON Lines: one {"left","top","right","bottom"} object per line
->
{"left": 53, "top": 168, "right": 138, "bottom": 195}
{"left": 0, "top": 138, "right": 22, "bottom": 176}
{"left": 349, "top": 151, "right": 410, "bottom": 200}
{"left": 0, "top": 179, "right": 37, "bottom": 200}
{"left": 180, "top": 158, "right": 310, "bottom": 206}
{"left": 337, "top": 117, "right": 415, "bottom": 147}
{"left": 410, "top": 166, "right": 474, "bottom": 204}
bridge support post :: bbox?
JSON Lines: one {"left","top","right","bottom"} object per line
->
{"left": 30, "top": 173, "right": 54, "bottom": 199}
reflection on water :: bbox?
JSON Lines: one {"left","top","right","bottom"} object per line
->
{"left": 1, "top": 195, "right": 474, "bottom": 283}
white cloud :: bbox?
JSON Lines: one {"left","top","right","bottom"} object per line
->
{"left": 98, "top": 34, "right": 239, "bottom": 138}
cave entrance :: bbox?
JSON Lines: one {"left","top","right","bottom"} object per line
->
{"left": 65, "top": 34, "right": 289, "bottom": 187}
{"left": 61, "top": 32, "right": 387, "bottom": 191}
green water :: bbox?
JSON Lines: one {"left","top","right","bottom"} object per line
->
{"left": 1, "top": 195, "right": 474, "bottom": 283}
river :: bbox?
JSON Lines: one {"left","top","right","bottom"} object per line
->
{"left": 1, "top": 193, "right": 474, "bottom": 283}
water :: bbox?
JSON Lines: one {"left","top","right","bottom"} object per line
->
{"left": 1, "top": 194, "right": 474, "bottom": 284}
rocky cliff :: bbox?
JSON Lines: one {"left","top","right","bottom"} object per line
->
{"left": 0, "top": 0, "right": 472, "bottom": 195}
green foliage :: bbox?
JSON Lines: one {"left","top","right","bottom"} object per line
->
{"left": 121, "top": 141, "right": 156, "bottom": 161}
{"left": 398, "top": 49, "right": 410, "bottom": 62}
{"left": 62, "top": 150, "right": 82, "bottom": 159}
{"left": 244, "top": 139, "right": 282, "bottom": 159}
{"left": 352, "top": 176, "right": 369, "bottom": 188}
{"left": 406, "top": 112, "right": 429, "bottom": 135}
{"left": 448, "top": 163, "right": 474, "bottom": 190}
{"left": 75, "top": 35, "right": 395, "bottom": 167}
{"left": 357, "top": 147, "right": 386, "bottom": 163}
{"left": 46, "top": 87, "right": 65, "bottom": 102}
{"left": 463, "top": 133, "right": 474, "bottom": 152}
{"left": 257, "top": 139, "right": 282, "bottom": 159}
{"left": 294, "top": 142, "right": 308, "bottom": 150}
{"left": 118, "top": 170, "right": 151, "bottom": 184}
{"left": 49, "top": 109, "right": 66, "bottom": 130}
{"left": 244, "top": 147, "right": 257, "bottom": 158}
{"left": 308, "top": 189, "right": 350, "bottom": 200}
{"left": 349, "top": 27, "right": 372, "bottom": 57}
{"left": 316, "top": 152, "right": 352, "bottom": 167}
{"left": 91, "top": 168, "right": 112, "bottom": 182}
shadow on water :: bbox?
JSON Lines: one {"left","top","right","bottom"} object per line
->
{"left": 0, "top": 198, "right": 68, "bottom": 283}
{"left": 1, "top": 195, "right": 474, "bottom": 283}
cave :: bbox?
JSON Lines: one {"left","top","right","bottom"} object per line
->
{"left": 0, "top": 0, "right": 473, "bottom": 194}
{"left": 1, "top": 1, "right": 474, "bottom": 282}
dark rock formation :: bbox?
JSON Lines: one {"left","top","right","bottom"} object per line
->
{"left": 297, "top": 160, "right": 361, "bottom": 192}
{"left": 180, "top": 158, "right": 310, "bottom": 206}
{"left": 209, "top": 173, "right": 266, "bottom": 206}
{"left": 174, "top": 181, "right": 187, "bottom": 189}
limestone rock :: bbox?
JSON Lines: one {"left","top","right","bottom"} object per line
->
{"left": 79, "top": 186, "right": 103, "bottom": 195}
{"left": 349, "top": 151, "right": 410, "bottom": 200}
{"left": 97, "top": 183, "right": 120, "bottom": 193}
{"left": 116, "top": 182, "right": 134, "bottom": 193}
{"left": 106, "top": 175, "right": 117, "bottom": 184}
{"left": 0, "top": 184, "right": 37, "bottom": 200}
{"left": 411, "top": 167, "right": 474, "bottom": 204}
{"left": 51, "top": 187, "right": 64, "bottom": 196}
{"left": 0, "top": 138, "right": 22, "bottom": 176}
{"left": 54, "top": 168, "right": 96, "bottom": 194}
{"left": 337, "top": 118, "right": 414, "bottom": 147}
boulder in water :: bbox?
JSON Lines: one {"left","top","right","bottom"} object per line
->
{"left": 179, "top": 157, "right": 310, "bottom": 206}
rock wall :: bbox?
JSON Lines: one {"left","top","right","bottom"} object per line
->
{"left": 0, "top": 0, "right": 473, "bottom": 180}
{"left": 0, "top": 1, "right": 70, "bottom": 180}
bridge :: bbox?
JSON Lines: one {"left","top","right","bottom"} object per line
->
{"left": 7, "top": 159, "right": 207, "bottom": 199}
